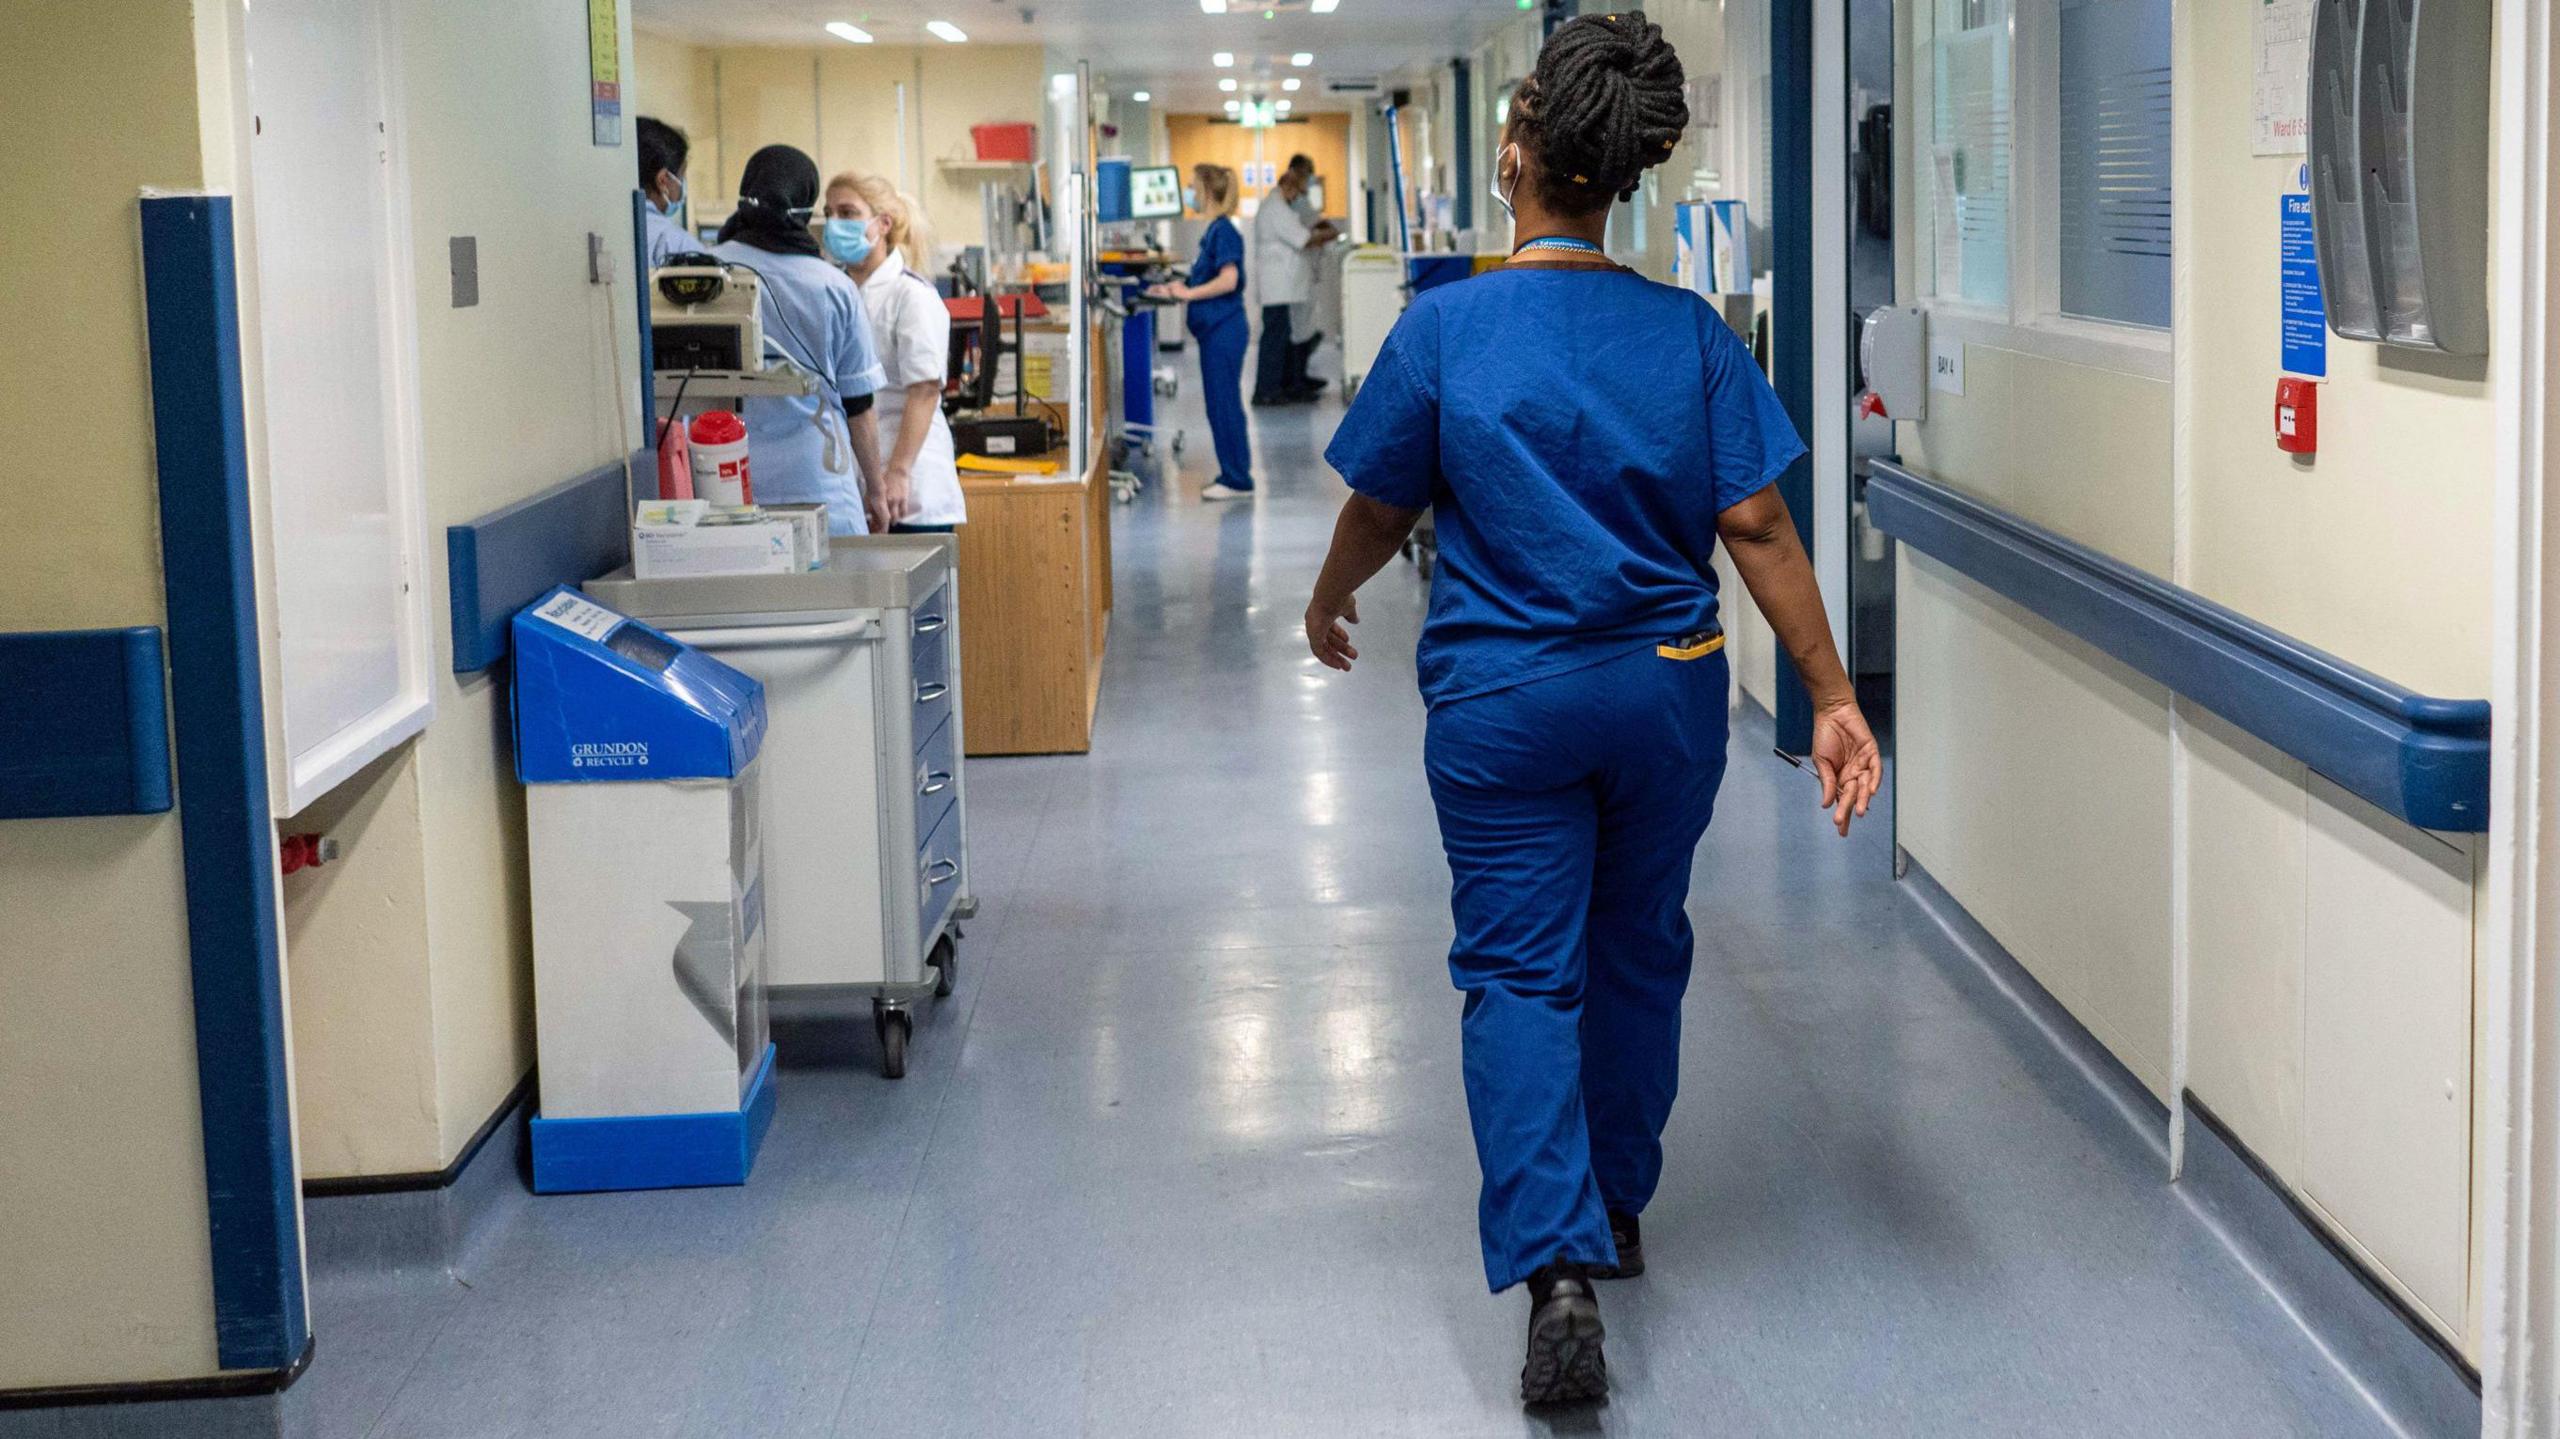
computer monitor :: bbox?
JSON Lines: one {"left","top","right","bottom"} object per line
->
{"left": 1129, "top": 165, "right": 1184, "bottom": 220}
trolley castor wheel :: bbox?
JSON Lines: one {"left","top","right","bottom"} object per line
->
{"left": 931, "top": 936, "right": 957, "bottom": 998}
{"left": 874, "top": 1003, "right": 912, "bottom": 1079}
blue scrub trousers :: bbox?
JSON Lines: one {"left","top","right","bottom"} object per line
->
{"left": 1423, "top": 641, "right": 1731, "bottom": 1292}
{"left": 1190, "top": 309, "right": 1254, "bottom": 490}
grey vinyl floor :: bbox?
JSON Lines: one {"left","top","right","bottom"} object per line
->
{"left": 284, "top": 376, "right": 2402, "bottom": 1437}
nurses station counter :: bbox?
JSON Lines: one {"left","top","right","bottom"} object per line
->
{"left": 587, "top": 535, "right": 971, "bottom": 1080}
{"left": 511, "top": 588, "right": 776, "bottom": 1194}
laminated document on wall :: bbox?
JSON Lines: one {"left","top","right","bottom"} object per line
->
{"left": 2253, "top": 0, "right": 2314, "bottom": 155}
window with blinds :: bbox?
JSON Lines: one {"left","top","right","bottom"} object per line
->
{"left": 2057, "top": 0, "right": 2171, "bottom": 327}
{"left": 1931, "top": 0, "right": 2013, "bottom": 308}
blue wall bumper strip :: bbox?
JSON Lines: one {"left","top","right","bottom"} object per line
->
{"left": 446, "top": 459, "right": 634, "bottom": 674}
{"left": 0, "top": 627, "right": 172, "bottom": 818}
{"left": 1867, "top": 460, "right": 2491, "bottom": 832}
{"left": 138, "top": 195, "right": 310, "bottom": 1369}
{"left": 529, "top": 1045, "right": 779, "bottom": 1194}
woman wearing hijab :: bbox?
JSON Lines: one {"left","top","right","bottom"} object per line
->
{"left": 707, "top": 144, "right": 895, "bottom": 533}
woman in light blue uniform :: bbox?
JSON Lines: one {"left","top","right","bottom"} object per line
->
{"left": 708, "top": 145, "right": 890, "bottom": 534}
{"left": 1147, "top": 164, "right": 1253, "bottom": 501}
{"left": 1305, "top": 13, "right": 1883, "bottom": 1408}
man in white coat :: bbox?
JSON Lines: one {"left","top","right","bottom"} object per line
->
{"left": 1250, "top": 157, "right": 1337, "bottom": 404}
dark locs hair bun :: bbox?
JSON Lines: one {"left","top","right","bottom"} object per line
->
{"left": 1518, "top": 11, "right": 1688, "bottom": 209}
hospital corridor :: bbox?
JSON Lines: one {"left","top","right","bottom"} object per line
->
{"left": 4, "top": 0, "right": 2558, "bottom": 1435}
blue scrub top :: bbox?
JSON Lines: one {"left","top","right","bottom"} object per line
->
{"left": 1325, "top": 268, "right": 1804, "bottom": 709}
{"left": 708, "top": 241, "right": 891, "bottom": 535}
{"left": 1185, "top": 216, "right": 1246, "bottom": 329}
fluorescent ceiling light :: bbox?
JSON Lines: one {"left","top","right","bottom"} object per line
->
{"left": 1276, "top": 99, "right": 1293, "bottom": 113}
{"left": 1310, "top": 0, "right": 1338, "bottom": 13}
{"left": 1224, "top": 99, "right": 1242, "bottom": 113}
{"left": 925, "top": 19, "right": 968, "bottom": 40}
{"left": 825, "top": 21, "right": 874, "bottom": 42}
{"left": 1201, "top": 0, "right": 1226, "bottom": 12}
{"left": 1219, "top": 77, "right": 1238, "bottom": 91}
{"left": 1282, "top": 77, "right": 1301, "bottom": 91}
{"left": 1291, "top": 51, "right": 1313, "bottom": 65}
{"left": 1132, "top": 90, "right": 1152, "bottom": 102}
{"left": 1213, "top": 51, "right": 1234, "bottom": 66}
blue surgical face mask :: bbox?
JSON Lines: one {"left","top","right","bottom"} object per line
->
{"left": 823, "top": 216, "right": 875, "bottom": 267}
{"left": 1183, "top": 184, "right": 1200, "bottom": 211}
{"left": 655, "top": 174, "right": 686, "bottom": 218}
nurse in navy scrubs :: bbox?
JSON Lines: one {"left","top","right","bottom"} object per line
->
{"left": 1305, "top": 12, "right": 1883, "bottom": 1407}
{"left": 1147, "top": 164, "right": 1254, "bottom": 501}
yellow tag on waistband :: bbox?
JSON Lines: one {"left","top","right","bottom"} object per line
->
{"left": 1656, "top": 633, "right": 1728, "bottom": 661}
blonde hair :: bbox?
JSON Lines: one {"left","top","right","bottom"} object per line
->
{"left": 1191, "top": 163, "right": 1240, "bottom": 218}
{"left": 824, "top": 171, "right": 935, "bottom": 270}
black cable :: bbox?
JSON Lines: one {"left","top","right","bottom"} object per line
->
{"left": 657, "top": 367, "right": 696, "bottom": 452}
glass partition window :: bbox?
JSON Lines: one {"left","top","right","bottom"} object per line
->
{"left": 2055, "top": 0, "right": 2171, "bottom": 327}
{"left": 1928, "top": 0, "right": 2013, "bottom": 309}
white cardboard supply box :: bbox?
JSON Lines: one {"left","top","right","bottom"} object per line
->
{"left": 634, "top": 517, "right": 798, "bottom": 579}
{"left": 527, "top": 761, "right": 770, "bottom": 1119}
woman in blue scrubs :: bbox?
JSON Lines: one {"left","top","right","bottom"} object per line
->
{"left": 1306, "top": 13, "right": 1883, "bottom": 1406}
{"left": 708, "top": 145, "right": 893, "bottom": 533}
{"left": 1147, "top": 165, "right": 1253, "bottom": 501}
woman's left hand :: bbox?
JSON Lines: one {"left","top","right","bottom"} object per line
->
{"left": 1305, "top": 593, "right": 1361, "bottom": 671}
{"left": 1811, "top": 699, "right": 1883, "bottom": 837}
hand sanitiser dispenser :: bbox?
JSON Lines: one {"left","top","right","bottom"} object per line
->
{"left": 511, "top": 587, "right": 777, "bottom": 1193}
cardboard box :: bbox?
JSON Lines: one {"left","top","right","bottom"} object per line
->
{"left": 633, "top": 514, "right": 797, "bottom": 579}
{"left": 762, "top": 503, "right": 830, "bottom": 571}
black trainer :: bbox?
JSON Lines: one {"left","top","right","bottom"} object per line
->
{"left": 1590, "top": 1210, "right": 1644, "bottom": 1280}
{"left": 1520, "top": 1261, "right": 1608, "bottom": 1406}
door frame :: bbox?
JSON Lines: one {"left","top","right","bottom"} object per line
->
{"left": 2482, "top": 0, "right": 2559, "bottom": 1432}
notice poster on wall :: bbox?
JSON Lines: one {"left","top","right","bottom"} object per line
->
{"left": 2279, "top": 194, "right": 2327, "bottom": 376}
{"left": 589, "top": 0, "right": 622, "bottom": 147}
{"left": 2253, "top": 0, "right": 2312, "bottom": 155}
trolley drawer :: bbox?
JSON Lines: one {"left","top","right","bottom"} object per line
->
{"left": 913, "top": 714, "right": 959, "bottom": 847}
{"left": 917, "top": 804, "right": 963, "bottom": 941}
{"left": 910, "top": 587, "right": 954, "bottom": 748}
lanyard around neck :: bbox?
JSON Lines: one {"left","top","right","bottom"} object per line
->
{"left": 1512, "top": 235, "right": 1604, "bottom": 258}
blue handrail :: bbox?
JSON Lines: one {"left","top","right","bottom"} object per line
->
{"left": 1866, "top": 461, "right": 2490, "bottom": 832}
{"left": 446, "top": 451, "right": 640, "bottom": 675}
{"left": 0, "top": 627, "right": 172, "bottom": 819}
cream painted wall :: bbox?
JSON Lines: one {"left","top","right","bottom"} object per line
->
{"left": 0, "top": 0, "right": 226, "bottom": 1391}
{"left": 278, "top": 0, "right": 645, "bottom": 1176}
{"left": 283, "top": 750, "right": 441, "bottom": 1176}
{"left": 1897, "top": 553, "right": 2177, "bottom": 1094}
{"left": 633, "top": 27, "right": 724, "bottom": 206}
{"left": 1901, "top": 352, "right": 2172, "bottom": 573}
{"left": 399, "top": 0, "right": 644, "bottom": 1162}
{"left": 1887, "top": 0, "right": 2498, "bottom": 1356}
{"left": 2179, "top": 0, "right": 2494, "bottom": 699}
{"left": 627, "top": 32, "right": 1049, "bottom": 255}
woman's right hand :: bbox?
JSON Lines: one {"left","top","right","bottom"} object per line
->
{"left": 1811, "top": 699, "right": 1883, "bottom": 837}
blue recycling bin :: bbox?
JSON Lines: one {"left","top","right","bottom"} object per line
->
{"left": 511, "top": 586, "right": 779, "bottom": 1194}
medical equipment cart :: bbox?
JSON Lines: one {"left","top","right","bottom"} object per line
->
{"left": 587, "top": 535, "right": 972, "bottom": 1079}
